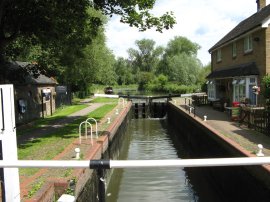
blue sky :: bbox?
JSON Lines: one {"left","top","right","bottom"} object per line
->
{"left": 105, "top": 0, "right": 258, "bottom": 65}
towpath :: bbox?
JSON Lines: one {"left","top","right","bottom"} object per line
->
{"left": 174, "top": 98, "right": 270, "bottom": 156}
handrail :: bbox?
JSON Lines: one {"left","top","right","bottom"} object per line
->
{"left": 79, "top": 121, "right": 92, "bottom": 144}
{"left": 118, "top": 97, "right": 125, "bottom": 108}
{"left": 184, "top": 97, "right": 196, "bottom": 117}
{"left": 86, "top": 118, "right": 98, "bottom": 138}
{"left": 0, "top": 157, "right": 269, "bottom": 168}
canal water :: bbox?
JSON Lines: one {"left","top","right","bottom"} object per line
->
{"left": 106, "top": 118, "right": 222, "bottom": 202}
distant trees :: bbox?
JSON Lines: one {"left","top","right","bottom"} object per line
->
{"left": 157, "top": 36, "right": 202, "bottom": 85}
{"left": 113, "top": 36, "right": 208, "bottom": 93}
{"left": 128, "top": 39, "right": 163, "bottom": 73}
{"left": 114, "top": 57, "right": 134, "bottom": 85}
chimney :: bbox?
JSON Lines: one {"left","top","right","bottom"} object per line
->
{"left": 257, "top": 0, "right": 266, "bottom": 11}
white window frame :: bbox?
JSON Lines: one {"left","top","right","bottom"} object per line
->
{"left": 217, "top": 49, "right": 222, "bottom": 62}
{"left": 207, "top": 80, "right": 216, "bottom": 101}
{"left": 232, "top": 42, "right": 237, "bottom": 57}
{"left": 244, "top": 35, "right": 253, "bottom": 53}
{"left": 233, "top": 78, "right": 246, "bottom": 102}
{"left": 232, "top": 76, "right": 258, "bottom": 105}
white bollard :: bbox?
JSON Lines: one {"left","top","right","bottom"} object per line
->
{"left": 57, "top": 194, "right": 75, "bottom": 202}
{"left": 203, "top": 115, "right": 207, "bottom": 121}
{"left": 256, "top": 144, "right": 264, "bottom": 157}
{"left": 107, "top": 117, "right": 111, "bottom": 124}
{"left": 75, "top": 148, "right": 80, "bottom": 160}
{"left": 115, "top": 109, "right": 119, "bottom": 115}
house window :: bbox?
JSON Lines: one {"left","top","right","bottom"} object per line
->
{"left": 217, "top": 49, "right": 222, "bottom": 62}
{"left": 244, "top": 35, "right": 253, "bottom": 53}
{"left": 207, "top": 80, "right": 216, "bottom": 100}
{"left": 248, "top": 77, "right": 257, "bottom": 105}
{"left": 233, "top": 79, "right": 246, "bottom": 102}
{"left": 232, "top": 42, "right": 237, "bottom": 58}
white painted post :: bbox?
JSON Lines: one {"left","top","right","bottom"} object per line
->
{"left": 107, "top": 117, "right": 111, "bottom": 124}
{"left": 0, "top": 85, "right": 20, "bottom": 201}
{"left": 256, "top": 144, "right": 264, "bottom": 157}
{"left": 203, "top": 115, "right": 207, "bottom": 121}
{"left": 74, "top": 148, "right": 80, "bottom": 160}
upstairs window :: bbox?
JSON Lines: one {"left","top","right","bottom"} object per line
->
{"left": 244, "top": 35, "right": 253, "bottom": 53}
{"left": 217, "top": 49, "right": 222, "bottom": 62}
{"left": 232, "top": 42, "right": 237, "bottom": 58}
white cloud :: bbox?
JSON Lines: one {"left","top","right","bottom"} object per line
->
{"left": 105, "top": 0, "right": 257, "bottom": 65}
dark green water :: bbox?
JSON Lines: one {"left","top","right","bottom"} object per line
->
{"left": 106, "top": 119, "right": 221, "bottom": 202}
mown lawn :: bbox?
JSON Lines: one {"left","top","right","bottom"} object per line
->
{"left": 18, "top": 104, "right": 117, "bottom": 176}
{"left": 17, "top": 104, "right": 88, "bottom": 136}
{"left": 90, "top": 97, "right": 118, "bottom": 103}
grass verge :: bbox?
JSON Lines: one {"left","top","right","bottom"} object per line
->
{"left": 90, "top": 97, "right": 118, "bottom": 103}
{"left": 18, "top": 104, "right": 117, "bottom": 177}
{"left": 17, "top": 104, "right": 88, "bottom": 136}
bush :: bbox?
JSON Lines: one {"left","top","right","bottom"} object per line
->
{"left": 146, "top": 82, "right": 200, "bottom": 94}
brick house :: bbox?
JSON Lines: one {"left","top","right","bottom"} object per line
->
{"left": 6, "top": 61, "right": 57, "bottom": 125}
{"left": 207, "top": 0, "right": 270, "bottom": 106}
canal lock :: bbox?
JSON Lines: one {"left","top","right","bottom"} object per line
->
{"left": 77, "top": 98, "right": 270, "bottom": 202}
{"left": 132, "top": 98, "right": 168, "bottom": 119}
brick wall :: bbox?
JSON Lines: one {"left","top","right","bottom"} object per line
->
{"left": 211, "top": 28, "right": 268, "bottom": 80}
{"left": 14, "top": 84, "right": 56, "bottom": 125}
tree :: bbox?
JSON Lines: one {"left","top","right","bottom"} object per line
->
{"left": 157, "top": 36, "right": 202, "bottom": 85}
{"left": 128, "top": 39, "right": 164, "bottom": 73}
{"left": 114, "top": 57, "right": 134, "bottom": 85}
{"left": 165, "top": 36, "right": 200, "bottom": 57}
{"left": 93, "top": 0, "right": 176, "bottom": 32}
{"left": 62, "top": 10, "right": 116, "bottom": 93}
{"left": 0, "top": 0, "right": 176, "bottom": 82}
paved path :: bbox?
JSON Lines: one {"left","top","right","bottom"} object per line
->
{"left": 17, "top": 102, "right": 104, "bottom": 145}
{"left": 174, "top": 98, "right": 270, "bottom": 156}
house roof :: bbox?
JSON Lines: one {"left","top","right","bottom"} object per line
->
{"left": 206, "top": 62, "right": 259, "bottom": 79}
{"left": 209, "top": 4, "right": 270, "bottom": 52}
{"left": 8, "top": 61, "right": 57, "bottom": 85}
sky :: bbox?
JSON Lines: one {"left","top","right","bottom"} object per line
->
{"left": 105, "top": 0, "right": 258, "bottom": 66}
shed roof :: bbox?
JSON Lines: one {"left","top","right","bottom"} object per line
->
{"left": 209, "top": 4, "right": 270, "bottom": 52}
{"left": 8, "top": 61, "right": 57, "bottom": 85}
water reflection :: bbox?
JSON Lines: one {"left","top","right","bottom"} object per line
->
{"left": 106, "top": 119, "right": 198, "bottom": 202}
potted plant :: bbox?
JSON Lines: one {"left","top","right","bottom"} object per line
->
{"left": 262, "top": 74, "right": 270, "bottom": 109}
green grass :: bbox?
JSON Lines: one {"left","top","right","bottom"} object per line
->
{"left": 17, "top": 104, "right": 88, "bottom": 136}
{"left": 18, "top": 104, "right": 117, "bottom": 176}
{"left": 91, "top": 97, "right": 118, "bottom": 103}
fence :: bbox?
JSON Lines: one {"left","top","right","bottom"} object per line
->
{"left": 191, "top": 94, "right": 208, "bottom": 106}
{"left": 253, "top": 110, "right": 270, "bottom": 136}
{"left": 239, "top": 108, "right": 270, "bottom": 136}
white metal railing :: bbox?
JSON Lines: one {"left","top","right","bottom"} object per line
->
{"left": 86, "top": 118, "right": 98, "bottom": 138}
{"left": 0, "top": 157, "right": 270, "bottom": 169}
{"left": 184, "top": 97, "right": 196, "bottom": 117}
{"left": 79, "top": 121, "right": 92, "bottom": 144}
